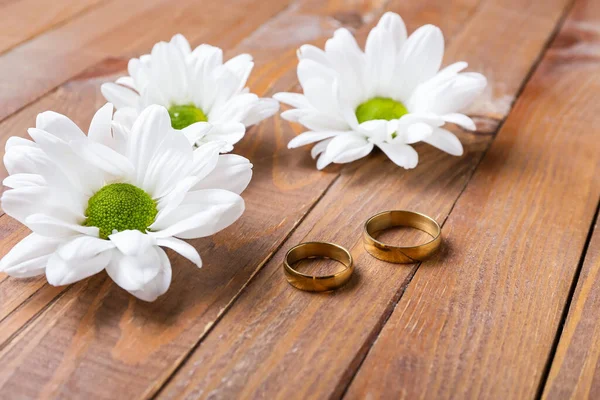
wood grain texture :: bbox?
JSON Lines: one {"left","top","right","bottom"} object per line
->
{"left": 0, "top": 1, "right": 390, "bottom": 398}
{"left": 0, "top": 0, "right": 105, "bottom": 54}
{"left": 157, "top": 0, "right": 573, "bottom": 398}
{"left": 540, "top": 7, "right": 600, "bottom": 395}
{"left": 0, "top": 0, "right": 293, "bottom": 122}
{"left": 542, "top": 217, "right": 600, "bottom": 400}
{"left": 345, "top": 0, "right": 600, "bottom": 398}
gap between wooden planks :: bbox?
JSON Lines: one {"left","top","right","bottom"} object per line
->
{"left": 542, "top": 207, "right": 600, "bottom": 399}
{"left": 0, "top": 0, "right": 574, "bottom": 400}
{"left": 0, "top": 0, "right": 296, "bottom": 123}
{"left": 156, "top": 0, "right": 577, "bottom": 399}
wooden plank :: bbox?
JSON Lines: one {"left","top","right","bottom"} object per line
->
{"left": 0, "top": 0, "right": 105, "bottom": 54}
{"left": 156, "top": 0, "right": 574, "bottom": 398}
{"left": 542, "top": 214, "right": 600, "bottom": 400}
{"left": 0, "top": 0, "right": 293, "bottom": 122}
{"left": 541, "top": 5, "right": 600, "bottom": 389}
{"left": 0, "top": 1, "right": 392, "bottom": 397}
{"left": 344, "top": 1, "right": 600, "bottom": 399}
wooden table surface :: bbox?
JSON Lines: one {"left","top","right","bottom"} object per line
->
{"left": 0, "top": 0, "right": 599, "bottom": 398}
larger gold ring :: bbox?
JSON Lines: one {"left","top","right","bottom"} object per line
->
{"left": 363, "top": 210, "right": 441, "bottom": 263}
{"left": 284, "top": 242, "right": 354, "bottom": 292}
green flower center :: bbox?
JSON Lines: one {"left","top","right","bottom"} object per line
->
{"left": 355, "top": 97, "right": 408, "bottom": 124}
{"left": 168, "top": 104, "right": 208, "bottom": 130}
{"left": 84, "top": 183, "right": 158, "bottom": 239}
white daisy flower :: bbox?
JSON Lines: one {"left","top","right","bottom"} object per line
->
{"left": 274, "top": 12, "right": 487, "bottom": 170}
{"left": 101, "top": 34, "right": 279, "bottom": 153}
{"left": 0, "top": 103, "right": 252, "bottom": 302}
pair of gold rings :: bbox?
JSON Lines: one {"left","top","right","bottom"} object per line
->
{"left": 283, "top": 210, "right": 442, "bottom": 292}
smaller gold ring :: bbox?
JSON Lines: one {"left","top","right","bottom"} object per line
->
{"left": 363, "top": 210, "right": 441, "bottom": 263}
{"left": 284, "top": 242, "right": 354, "bottom": 292}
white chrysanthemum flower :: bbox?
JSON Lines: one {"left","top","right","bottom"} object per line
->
{"left": 101, "top": 34, "right": 279, "bottom": 153}
{"left": 274, "top": 12, "right": 487, "bottom": 170}
{"left": 0, "top": 103, "right": 252, "bottom": 301}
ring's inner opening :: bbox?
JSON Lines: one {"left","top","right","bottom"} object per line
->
{"left": 372, "top": 225, "right": 434, "bottom": 247}
{"left": 287, "top": 243, "right": 351, "bottom": 277}
{"left": 291, "top": 256, "right": 347, "bottom": 276}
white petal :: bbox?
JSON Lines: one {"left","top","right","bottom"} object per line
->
{"left": 358, "top": 120, "right": 388, "bottom": 142}
{"left": 70, "top": 139, "right": 134, "bottom": 179}
{"left": 6, "top": 136, "right": 36, "bottom": 150}
{"left": 224, "top": 53, "right": 254, "bottom": 93}
{"left": 243, "top": 98, "right": 279, "bottom": 127}
{"left": 318, "top": 133, "right": 372, "bottom": 169}
{"left": 149, "top": 189, "right": 244, "bottom": 239}
{"left": 115, "top": 76, "right": 136, "bottom": 90}
{"left": 181, "top": 122, "right": 212, "bottom": 145}
{"left": 27, "top": 128, "right": 105, "bottom": 195}
{"left": 192, "top": 154, "right": 252, "bottom": 195}
{"left": 201, "top": 122, "right": 245, "bottom": 149}
{"left": 46, "top": 236, "right": 113, "bottom": 286}
{"left": 377, "top": 142, "right": 419, "bottom": 169}
{"left": 101, "top": 83, "right": 140, "bottom": 110}
{"left": 88, "top": 103, "right": 114, "bottom": 147}
{"left": 298, "top": 112, "right": 349, "bottom": 132}
{"left": 3, "top": 173, "right": 45, "bottom": 189}
{"left": 35, "top": 111, "right": 85, "bottom": 141}
{"left": 210, "top": 67, "right": 242, "bottom": 112}
{"left": 366, "top": 23, "right": 397, "bottom": 95}
{"left": 105, "top": 245, "right": 162, "bottom": 291}
{"left": 156, "top": 237, "right": 202, "bottom": 268}
{"left": 333, "top": 142, "right": 374, "bottom": 164}
{"left": 311, "top": 138, "right": 332, "bottom": 159}
{"left": 4, "top": 144, "right": 53, "bottom": 176}
{"left": 2, "top": 179, "right": 84, "bottom": 226}
{"left": 149, "top": 41, "right": 188, "bottom": 103}
{"left": 26, "top": 214, "right": 98, "bottom": 238}
{"left": 316, "top": 153, "right": 333, "bottom": 170}
{"left": 443, "top": 113, "right": 476, "bottom": 130}
{"left": 126, "top": 247, "right": 171, "bottom": 302}
{"left": 325, "top": 28, "right": 366, "bottom": 105}
{"left": 0, "top": 233, "right": 62, "bottom": 278}
{"left": 190, "top": 44, "right": 223, "bottom": 111}
{"left": 128, "top": 105, "right": 192, "bottom": 197}
{"left": 409, "top": 72, "right": 487, "bottom": 115}
{"left": 394, "top": 25, "right": 444, "bottom": 100}
{"left": 153, "top": 176, "right": 200, "bottom": 228}
{"left": 297, "top": 59, "right": 340, "bottom": 116}
{"left": 273, "top": 92, "right": 311, "bottom": 109}
{"left": 170, "top": 33, "right": 192, "bottom": 54}
{"left": 423, "top": 127, "right": 464, "bottom": 156}
{"left": 113, "top": 108, "right": 138, "bottom": 129}
{"left": 55, "top": 235, "right": 115, "bottom": 260}
{"left": 280, "top": 109, "right": 309, "bottom": 123}
{"left": 297, "top": 44, "right": 329, "bottom": 65}
{"left": 403, "top": 122, "right": 434, "bottom": 144}
{"left": 210, "top": 93, "right": 258, "bottom": 124}
{"left": 108, "top": 230, "right": 156, "bottom": 256}
{"left": 377, "top": 12, "right": 407, "bottom": 52}
{"left": 288, "top": 131, "right": 344, "bottom": 148}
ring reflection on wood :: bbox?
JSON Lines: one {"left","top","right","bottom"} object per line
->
{"left": 284, "top": 242, "right": 354, "bottom": 292}
{"left": 363, "top": 210, "right": 441, "bottom": 263}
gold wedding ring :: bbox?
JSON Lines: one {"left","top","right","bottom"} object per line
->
{"left": 284, "top": 242, "right": 354, "bottom": 292}
{"left": 363, "top": 210, "right": 441, "bottom": 263}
